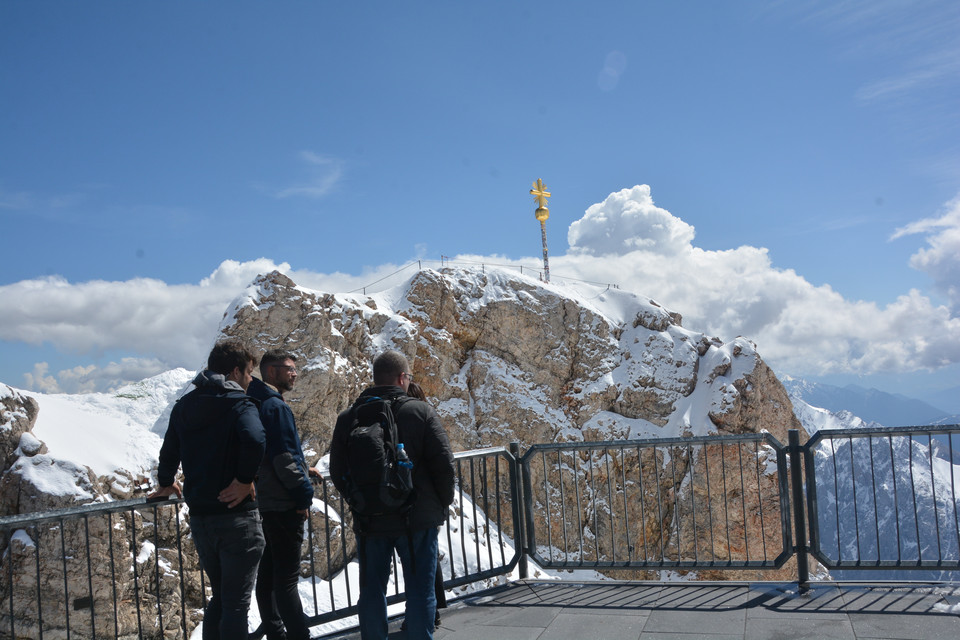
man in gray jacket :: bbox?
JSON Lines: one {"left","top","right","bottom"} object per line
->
{"left": 248, "top": 349, "right": 317, "bottom": 640}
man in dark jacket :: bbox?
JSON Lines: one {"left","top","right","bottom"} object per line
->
{"left": 149, "top": 340, "right": 266, "bottom": 640}
{"left": 330, "top": 350, "right": 455, "bottom": 640}
{"left": 248, "top": 349, "right": 316, "bottom": 640}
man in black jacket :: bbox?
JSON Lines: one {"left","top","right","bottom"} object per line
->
{"left": 330, "top": 350, "right": 455, "bottom": 640}
{"left": 248, "top": 349, "right": 316, "bottom": 640}
{"left": 149, "top": 340, "right": 266, "bottom": 640}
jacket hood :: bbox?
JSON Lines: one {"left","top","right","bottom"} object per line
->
{"left": 178, "top": 370, "right": 254, "bottom": 431}
{"left": 354, "top": 385, "right": 406, "bottom": 408}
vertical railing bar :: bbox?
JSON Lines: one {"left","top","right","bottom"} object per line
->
{"left": 305, "top": 501, "right": 318, "bottom": 616}
{"left": 457, "top": 458, "right": 469, "bottom": 576}
{"left": 619, "top": 448, "right": 632, "bottom": 563}
{"left": 668, "top": 446, "right": 680, "bottom": 561}
{"left": 557, "top": 450, "right": 568, "bottom": 564}
{"left": 83, "top": 515, "right": 95, "bottom": 639}
{"left": 337, "top": 494, "right": 352, "bottom": 607}
{"left": 928, "top": 434, "right": 942, "bottom": 561}
{"left": 704, "top": 443, "right": 716, "bottom": 562}
{"left": 909, "top": 437, "right": 920, "bottom": 562}
{"left": 174, "top": 505, "right": 188, "bottom": 639}
{"left": 952, "top": 433, "right": 960, "bottom": 562}
{"left": 688, "top": 442, "right": 698, "bottom": 564}
{"left": 34, "top": 525, "right": 43, "bottom": 640}
{"left": 788, "top": 430, "right": 809, "bottom": 589}
{"left": 868, "top": 437, "right": 880, "bottom": 564}
{"left": 889, "top": 435, "right": 902, "bottom": 563}
{"left": 59, "top": 518, "right": 71, "bottom": 639}
{"left": 830, "top": 438, "right": 841, "bottom": 562}
{"left": 588, "top": 451, "right": 599, "bottom": 562}
{"left": 321, "top": 484, "right": 334, "bottom": 614}
{"left": 540, "top": 451, "right": 553, "bottom": 564}
{"left": 655, "top": 445, "right": 666, "bottom": 561}
{"left": 131, "top": 508, "right": 143, "bottom": 638}
{"left": 151, "top": 505, "right": 164, "bottom": 634}
{"left": 604, "top": 448, "right": 616, "bottom": 564}
{"left": 754, "top": 440, "right": 768, "bottom": 562}
{"left": 848, "top": 436, "right": 862, "bottom": 562}
{"left": 481, "top": 458, "right": 494, "bottom": 570}
{"left": 7, "top": 523, "right": 14, "bottom": 639}
{"left": 470, "top": 459, "right": 481, "bottom": 570}
{"left": 573, "top": 451, "right": 584, "bottom": 563}
{"left": 720, "top": 441, "right": 731, "bottom": 564}
{"left": 737, "top": 443, "right": 749, "bottom": 563}
{"left": 494, "top": 455, "right": 505, "bottom": 566}
{"left": 444, "top": 487, "right": 456, "bottom": 580}
{"left": 636, "top": 445, "right": 649, "bottom": 562}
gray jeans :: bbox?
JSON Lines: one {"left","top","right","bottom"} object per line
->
{"left": 191, "top": 510, "right": 265, "bottom": 640}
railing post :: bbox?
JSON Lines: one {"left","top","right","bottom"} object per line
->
{"left": 789, "top": 429, "right": 810, "bottom": 591}
{"left": 509, "top": 442, "right": 528, "bottom": 579}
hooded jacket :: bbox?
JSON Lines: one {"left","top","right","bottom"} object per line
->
{"left": 157, "top": 370, "right": 265, "bottom": 516}
{"left": 330, "top": 385, "right": 456, "bottom": 535}
{"left": 247, "top": 377, "right": 314, "bottom": 512}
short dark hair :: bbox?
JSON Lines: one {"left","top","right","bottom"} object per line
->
{"left": 207, "top": 340, "right": 258, "bottom": 376}
{"left": 260, "top": 349, "right": 296, "bottom": 375}
{"left": 373, "top": 350, "right": 410, "bottom": 385}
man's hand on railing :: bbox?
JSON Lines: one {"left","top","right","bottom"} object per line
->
{"left": 218, "top": 478, "right": 256, "bottom": 508}
{"left": 147, "top": 481, "right": 182, "bottom": 502}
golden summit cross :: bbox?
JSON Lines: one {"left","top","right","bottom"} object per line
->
{"left": 530, "top": 178, "right": 551, "bottom": 214}
{"left": 530, "top": 178, "right": 551, "bottom": 283}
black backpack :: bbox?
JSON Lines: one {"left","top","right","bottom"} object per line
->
{"left": 341, "top": 396, "right": 415, "bottom": 519}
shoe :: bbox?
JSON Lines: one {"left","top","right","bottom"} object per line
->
{"left": 400, "top": 612, "right": 441, "bottom": 632}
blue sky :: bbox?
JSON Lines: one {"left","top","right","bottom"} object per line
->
{"left": 2, "top": 1, "right": 959, "bottom": 409}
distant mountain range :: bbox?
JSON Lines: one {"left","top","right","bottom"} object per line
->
{"left": 782, "top": 377, "right": 960, "bottom": 427}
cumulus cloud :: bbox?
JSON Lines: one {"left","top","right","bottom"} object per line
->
{"left": 890, "top": 196, "right": 960, "bottom": 310}
{"left": 567, "top": 185, "right": 695, "bottom": 256}
{"left": 556, "top": 185, "right": 960, "bottom": 376}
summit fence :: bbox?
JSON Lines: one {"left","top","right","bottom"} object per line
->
{"left": 1, "top": 426, "right": 958, "bottom": 638}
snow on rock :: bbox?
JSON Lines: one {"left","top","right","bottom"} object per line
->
{"left": 220, "top": 267, "right": 802, "bottom": 458}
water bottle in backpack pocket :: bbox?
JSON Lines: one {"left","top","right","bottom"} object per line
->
{"left": 342, "top": 396, "right": 416, "bottom": 517}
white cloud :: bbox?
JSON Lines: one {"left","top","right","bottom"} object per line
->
{"left": 567, "top": 185, "right": 695, "bottom": 256}
{"left": 4, "top": 186, "right": 960, "bottom": 391}
{"left": 275, "top": 150, "right": 343, "bottom": 199}
{"left": 0, "top": 258, "right": 426, "bottom": 392}
{"left": 554, "top": 185, "right": 960, "bottom": 376}
{"left": 23, "top": 363, "right": 61, "bottom": 394}
{"left": 891, "top": 196, "right": 960, "bottom": 310}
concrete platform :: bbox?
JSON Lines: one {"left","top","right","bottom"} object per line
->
{"left": 321, "top": 580, "right": 960, "bottom": 639}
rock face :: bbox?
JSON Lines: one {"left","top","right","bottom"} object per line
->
{"left": 222, "top": 268, "right": 800, "bottom": 453}
{"left": 222, "top": 267, "right": 803, "bottom": 580}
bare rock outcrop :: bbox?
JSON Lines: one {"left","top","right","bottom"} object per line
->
{"left": 221, "top": 267, "right": 802, "bottom": 580}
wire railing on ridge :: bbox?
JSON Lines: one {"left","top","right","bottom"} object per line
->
{"left": 347, "top": 257, "right": 620, "bottom": 295}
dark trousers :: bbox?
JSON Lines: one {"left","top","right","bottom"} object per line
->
{"left": 256, "top": 510, "right": 310, "bottom": 640}
{"left": 358, "top": 527, "right": 439, "bottom": 640}
{"left": 191, "top": 510, "right": 265, "bottom": 640}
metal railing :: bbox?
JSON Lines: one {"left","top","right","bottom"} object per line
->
{"left": 1, "top": 426, "right": 958, "bottom": 638}
{"left": 804, "top": 424, "right": 960, "bottom": 578}
{"left": 0, "top": 446, "right": 521, "bottom": 640}
{"left": 519, "top": 433, "right": 793, "bottom": 572}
